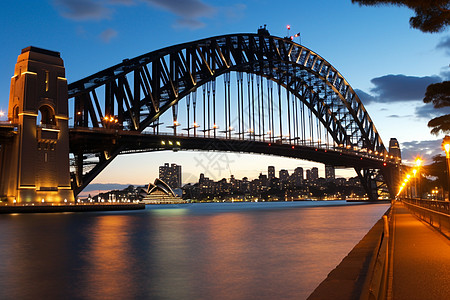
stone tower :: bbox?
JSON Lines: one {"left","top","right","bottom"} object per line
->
{"left": 0, "top": 46, "right": 74, "bottom": 203}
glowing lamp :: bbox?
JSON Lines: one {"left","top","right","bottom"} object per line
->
{"left": 415, "top": 158, "right": 422, "bottom": 167}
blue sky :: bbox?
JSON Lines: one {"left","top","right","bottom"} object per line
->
{"left": 0, "top": 0, "right": 449, "bottom": 190}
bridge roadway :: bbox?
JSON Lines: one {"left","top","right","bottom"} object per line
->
{"left": 308, "top": 201, "right": 450, "bottom": 300}
{"left": 69, "top": 127, "right": 395, "bottom": 169}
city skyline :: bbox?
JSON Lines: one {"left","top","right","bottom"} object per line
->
{"left": 1, "top": 1, "right": 449, "bottom": 191}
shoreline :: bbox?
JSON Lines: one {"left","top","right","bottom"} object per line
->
{"left": 0, "top": 203, "right": 145, "bottom": 214}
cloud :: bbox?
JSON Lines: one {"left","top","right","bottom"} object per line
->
{"left": 53, "top": 0, "right": 223, "bottom": 30}
{"left": 173, "top": 18, "right": 206, "bottom": 30}
{"left": 369, "top": 74, "right": 441, "bottom": 103}
{"left": 354, "top": 88, "right": 376, "bottom": 104}
{"left": 142, "top": 0, "right": 217, "bottom": 29}
{"left": 436, "top": 36, "right": 450, "bottom": 56}
{"left": 415, "top": 102, "right": 450, "bottom": 119}
{"left": 440, "top": 66, "right": 450, "bottom": 80}
{"left": 53, "top": 0, "right": 112, "bottom": 20}
{"left": 400, "top": 139, "right": 443, "bottom": 163}
{"left": 142, "top": 0, "right": 216, "bottom": 19}
{"left": 100, "top": 28, "right": 118, "bottom": 42}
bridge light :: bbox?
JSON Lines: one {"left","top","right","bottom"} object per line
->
{"left": 161, "top": 141, "right": 165, "bottom": 145}
{"left": 168, "top": 141, "right": 173, "bottom": 145}
{"left": 176, "top": 141, "right": 181, "bottom": 146}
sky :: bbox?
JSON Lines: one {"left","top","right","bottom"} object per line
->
{"left": 0, "top": 0, "right": 449, "bottom": 192}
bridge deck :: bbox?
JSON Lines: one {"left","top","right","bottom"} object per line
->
{"left": 390, "top": 202, "right": 450, "bottom": 300}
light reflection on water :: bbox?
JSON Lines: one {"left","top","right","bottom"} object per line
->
{"left": 0, "top": 201, "right": 389, "bottom": 300}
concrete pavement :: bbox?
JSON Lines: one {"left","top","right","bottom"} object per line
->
{"left": 391, "top": 201, "right": 450, "bottom": 300}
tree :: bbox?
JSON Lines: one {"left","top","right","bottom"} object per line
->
{"left": 353, "top": 1, "right": 450, "bottom": 134}
{"left": 423, "top": 154, "right": 448, "bottom": 190}
{"left": 352, "top": 1, "right": 450, "bottom": 33}
{"left": 423, "top": 81, "right": 450, "bottom": 134}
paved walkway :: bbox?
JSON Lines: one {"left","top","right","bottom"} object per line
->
{"left": 391, "top": 202, "right": 450, "bottom": 300}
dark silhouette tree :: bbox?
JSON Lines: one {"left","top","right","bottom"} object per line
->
{"left": 423, "top": 81, "right": 450, "bottom": 134}
{"left": 353, "top": 1, "right": 450, "bottom": 135}
{"left": 352, "top": 1, "right": 450, "bottom": 33}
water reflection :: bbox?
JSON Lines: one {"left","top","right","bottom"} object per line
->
{"left": 0, "top": 201, "right": 388, "bottom": 300}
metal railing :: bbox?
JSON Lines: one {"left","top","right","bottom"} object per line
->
{"left": 360, "top": 213, "right": 391, "bottom": 300}
{"left": 402, "top": 198, "right": 450, "bottom": 238}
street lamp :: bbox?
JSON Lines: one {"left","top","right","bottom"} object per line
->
{"left": 443, "top": 137, "right": 450, "bottom": 201}
{"left": 412, "top": 168, "right": 417, "bottom": 198}
{"left": 415, "top": 158, "right": 422, "bottom": 200}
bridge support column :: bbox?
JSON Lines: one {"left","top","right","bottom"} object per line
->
{"left": 0, "top": 47, "right": 74, "bottom": 204}
{"left": 355, "top": 167, "right": 393, "bottom": 201}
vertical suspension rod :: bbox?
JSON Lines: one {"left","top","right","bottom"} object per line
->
{"left": 278, "top": 82, "right": 283, "bottom": 141}
{"left": 186, "top": 94, "right": 190, "bottom": 137}
{"left": 212, "top": 78, "right": 216, "bottom": 138}
{"left": 261, "top": 75, "right": 265, "bottom": 142}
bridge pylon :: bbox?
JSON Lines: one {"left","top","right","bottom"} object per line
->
{"left": 0, "top": 47, "right": 74, "bottom": 204}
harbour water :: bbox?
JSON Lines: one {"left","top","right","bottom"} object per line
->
{"left": 0, "top": 201, "right": 389, "bottom": 299}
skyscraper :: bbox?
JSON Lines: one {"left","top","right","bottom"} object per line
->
{"left": 310, "top": 167, "right": 319, "bottom": 181}
{"left": 279, "top": 169, "right": 289, "bottom": 183}
{"left": 268, "top": 166, "right": 275, "bottom": 180}
{"left": 325, "top": 165, "right": 335, "bottom": 181}
{"left": 389, "top": 138, "right": 401, "bottom": 163}
{"left": 291, "top": 167, "right": 304, "bottom": 186}
{"left": 159, "top": 163, "right": 182, "bottom": 189}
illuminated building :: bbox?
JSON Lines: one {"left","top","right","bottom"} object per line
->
{"left": 268, "top": 166, "right": 275, "bottom": 180}
{"left": 325, "top": 165, "right": 335, "bottom": 181}
{"left": 159, "top": 163, "right": 182, "bottom": 189}
{"left": 279, "top": 169, "right": 289, "bottom": 183}
{"left": 389, "top": 138, "right": 402, "bottom": 163}
{"left": 0, "top": 47, "right": 74, "bottom": 204}
{"left": 141, "top": 178, "right": 185, "bottom": 204}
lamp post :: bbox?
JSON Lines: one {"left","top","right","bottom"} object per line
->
{"left": 415, "top": 158, "right": 422, "bottom": 200}
{"left": 412, "top": 168, "right": 417, "bottom": 198}
{"left": 443, "top": 138, "right": 450, "bottom": 201}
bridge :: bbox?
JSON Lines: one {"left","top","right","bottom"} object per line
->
{"left": 0, "top": 28, "right": 401, "bottom": 204}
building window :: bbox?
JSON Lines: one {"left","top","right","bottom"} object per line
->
{"left": 45, "top": 71, "right": 49, "bottom": 92}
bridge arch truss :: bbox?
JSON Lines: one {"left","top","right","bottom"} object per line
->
{"left": 68, "top": 31, "right": 396, "bottom": 198}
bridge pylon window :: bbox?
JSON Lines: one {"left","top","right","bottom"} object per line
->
{"left": 37, "top": 105, "right": 56, "bottom": 127}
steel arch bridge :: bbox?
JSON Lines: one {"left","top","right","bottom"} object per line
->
{"left": 68, "top": 29, "right": 400, "bottom": 199}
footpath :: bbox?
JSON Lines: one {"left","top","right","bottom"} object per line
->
{"left": 390, "top": 201, "right": 450, "bottom": 300}
{"left": 308, "top": 201, "right": 450, "bottom": 300}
